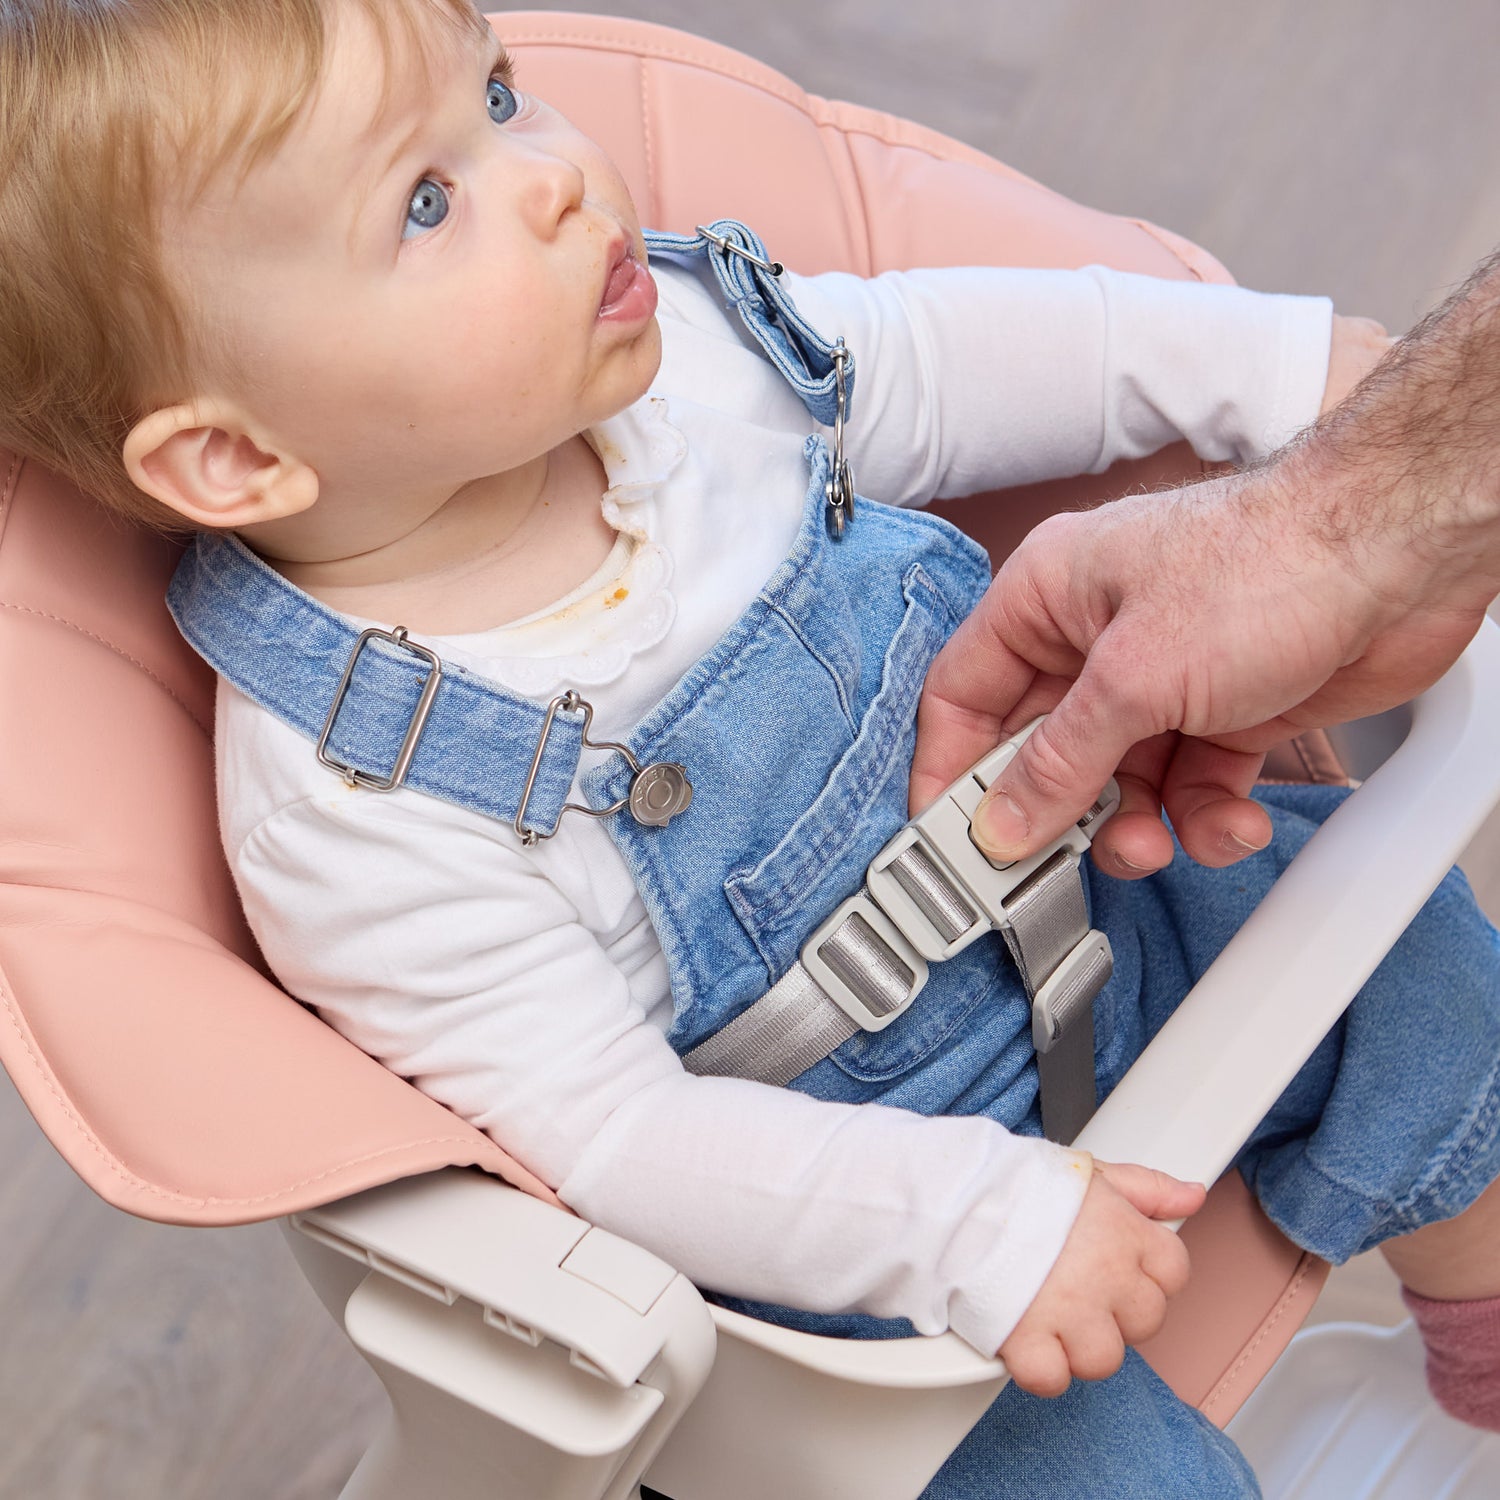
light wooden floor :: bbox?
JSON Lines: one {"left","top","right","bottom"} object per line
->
{"left": 5, "top": 5, "right": 1499, "bottom": 1495}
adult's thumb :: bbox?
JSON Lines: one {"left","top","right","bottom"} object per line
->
{"left": 970, "top": 693, "right": 1137, "bottom": 860}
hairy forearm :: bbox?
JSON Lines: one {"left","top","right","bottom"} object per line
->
{"left": 1282, "top": 250, "right": 1500, "bottom": 615}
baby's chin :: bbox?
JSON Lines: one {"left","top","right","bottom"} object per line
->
{"left": 599, "top": 315, "right": 664, "bottom": 420}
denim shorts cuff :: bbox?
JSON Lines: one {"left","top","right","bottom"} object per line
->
{"left": 1391, "top": 1081, "right": 1500, "bottom": 1236}
{"left": 1240, "top": 1149, "right": 1392, "bottom": 1265}
{"left": 1245, "top": 1079, "right": 1500, "bottom": 1264}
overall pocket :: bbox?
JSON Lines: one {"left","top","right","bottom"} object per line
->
{"left": 726, "top": 560, "right": 1034, "bottom": 1087}
{"left": 725, "top": 562, "right": 956, "bottom": 982}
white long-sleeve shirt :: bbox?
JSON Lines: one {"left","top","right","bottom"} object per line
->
{"left": 219, "top": 260, "right": 1332, "bottom": 1354}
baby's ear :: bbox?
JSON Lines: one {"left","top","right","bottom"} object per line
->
{"left": 123, "top": 402, "right": 318, "bottom": 528}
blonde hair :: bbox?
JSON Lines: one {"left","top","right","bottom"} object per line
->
{"left": 0, "top": 0, "right": 491, "bottom": 526}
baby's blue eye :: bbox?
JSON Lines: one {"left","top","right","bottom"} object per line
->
{"left": 403, "top": 177, "right": 449, "bottom": 239}
{"left": 487, "top": 76, "right": 518, "bottom": 124}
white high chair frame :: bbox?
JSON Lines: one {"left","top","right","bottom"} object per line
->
{"left": 282, "top": 622, "right": 1500, "bottom": 1500}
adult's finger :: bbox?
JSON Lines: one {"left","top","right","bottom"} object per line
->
{"left": 910, "top": 554, "right": 1085, "bottom": 814}
{"left": 909, "top": 627, "right": 1044, "bottom": 815}
{"left": 1156, "top": 737, "right": 1272, "bottom": 869}
{"left": 909, "top": 686, "right": 1013, "bottom": 817}
{"left": 1083, "top": 734, "right": 1176, "bottom": 878}
{"left": 969, "top": 667, "right": 1161, "bottom": 861}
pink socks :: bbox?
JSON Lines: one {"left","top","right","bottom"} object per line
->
{"left": 1402, "top": 1286, "right": 1500, "bottom": 1431}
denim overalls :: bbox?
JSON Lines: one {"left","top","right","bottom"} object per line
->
{"left": 170, "top": 222, "right": 1047, "bottom": 1130}
{"left": 169, "top": 223, "right": 1500, "bottom": 1500}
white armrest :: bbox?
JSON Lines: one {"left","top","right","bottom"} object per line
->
{"left": 293, "top": 1167, "right": 714, "bottom": 1391}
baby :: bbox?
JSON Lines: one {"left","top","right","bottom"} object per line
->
{"left": 4, "top": 3, "right": 1499, "bottom": 1497}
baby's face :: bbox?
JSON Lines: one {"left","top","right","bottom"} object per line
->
{"left": 167, "top": 2, "right": 661, "bottom": 540}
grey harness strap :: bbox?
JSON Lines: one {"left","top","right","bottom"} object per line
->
{"left": 684, "top": 721, "right": 1118, "bottom": 1143}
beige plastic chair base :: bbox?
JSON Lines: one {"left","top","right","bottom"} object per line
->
{"left": 1227, "top": 1322, "right": 1500, "bottom": 1498}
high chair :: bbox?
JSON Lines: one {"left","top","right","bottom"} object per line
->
{"left": 2, "top": 12, "right": 1499, "bottom": 1498}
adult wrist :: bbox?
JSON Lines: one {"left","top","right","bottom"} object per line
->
{"left": 1300, "top": 251, "right": 1500, "bottom": 615}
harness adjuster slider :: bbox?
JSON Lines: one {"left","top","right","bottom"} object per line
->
{"left": 317, "top": 626, "right": 442, "bottom": 792}
{"left": 802, "top": 893, "right": 930, "bottom": 1033}
{"left": 1031, "top": 930, "right": 1114, "bottom": 1052}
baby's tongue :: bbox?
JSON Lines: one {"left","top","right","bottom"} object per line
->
{"left": 602, "top": 255, "right": 636, "bottom": 308}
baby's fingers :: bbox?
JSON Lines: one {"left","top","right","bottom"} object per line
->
{"left": 1059, "top": 1318, "right": 1127, "bottom": 1384}
{"left": 1113, "top": 1275, "right": 1171, "bottom": 1347}
{"left": 1000, "top": 1329, "right": 1073, "bottom": 1398}
{"left": 1141, "top": 1222, "right": 1193, "bottom": 1301}
{"left": 1098, "top": 1160, "right": 1207, "bottom": 1222}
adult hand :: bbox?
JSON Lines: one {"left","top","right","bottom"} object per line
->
{"left": 1320, "top": 313, "right": 1391, "bottom": 413}
{"left": 910, "top": 462, "right": 1488, "bottom": 876}
{"left": 910, "top": 251, "right": 1500, "bottom": 875}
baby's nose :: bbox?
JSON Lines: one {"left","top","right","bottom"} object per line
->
{"left": 518, "top": 150, "right": 586, "bottom": 233}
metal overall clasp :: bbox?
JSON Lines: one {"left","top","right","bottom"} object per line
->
{"left": 515, "top": 691, "right": 693, "bottom": 846}
{"left": 695, "top": 224, "right": 854, "bottom": 542}
{"left": 695, "top": 223, "right": 785, "bottom": 278}
{"left": 824, "top": 337, "right": 855, "bottom": 541}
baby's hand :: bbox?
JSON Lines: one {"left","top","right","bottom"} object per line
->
{"left": 1321, "top": 313, "right": 1393, "bottom": 414}
{"left": 998, "top": 1160, "right": 1206, "bottom": 1397}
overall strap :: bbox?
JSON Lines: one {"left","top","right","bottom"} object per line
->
{"left": 168, "top": 533, "right": 587, "bottom": 838}
{"left": 645, "top": 220, "right": 855, "bottom": 427}
{"left": 166, "top": 221, "right": 848, "bottom": 841}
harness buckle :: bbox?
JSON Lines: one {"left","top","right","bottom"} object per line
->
{"left": 866, "top": 723, "right": 1120, "bottom": 964}
{"left": 316, "top": 626, "right": 442, "bottom": 792}
{"left": 804, "top": 720, "right": 1118, "bottom": 1042}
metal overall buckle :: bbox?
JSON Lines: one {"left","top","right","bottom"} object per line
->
{"left": 316, "top": 626, "right": 442, "bottom": 791}
{"left": 695, "top": 225, "right": 854, "bottom": 542}
{"left": 694, "top": 223, "right": 785, "bottom": 278}
{"left": 824, "top": 338, "right": 855, "bottom": 541}
{"left": 515, "top": 691, "right": 693, "bottom": 847}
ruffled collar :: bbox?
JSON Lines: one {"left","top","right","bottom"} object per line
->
{"left": 428, "top": 396, "right": 687, "bottom": 696}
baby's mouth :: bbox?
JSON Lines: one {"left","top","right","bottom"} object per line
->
{"left": 600, "top": 246, "right": 637, "bottom": 306}
{"left": 597, "top": 244, "right": 658, "bottom": 324}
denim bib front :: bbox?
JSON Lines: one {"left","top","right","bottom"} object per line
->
{"left": 169, "top": 222, "right": 1044, "bottom": 1129}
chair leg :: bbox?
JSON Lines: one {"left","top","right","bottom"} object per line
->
{"left": 335, "top": 1271, "right": 703, "bottom": 1500}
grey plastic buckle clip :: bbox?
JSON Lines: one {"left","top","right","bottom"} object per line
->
{"left": 867, "top": 720, "right": 1120, "bottom": 962}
